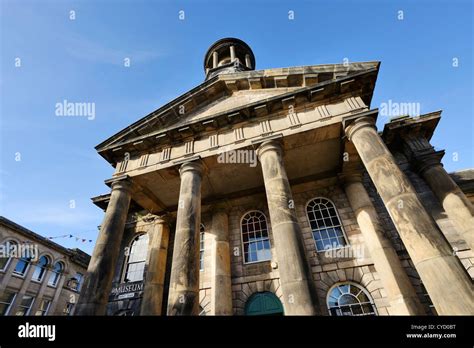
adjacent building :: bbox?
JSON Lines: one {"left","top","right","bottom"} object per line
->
{"left": 76, "top": 38, "right": 474, "bottom": 316}
{"left": 0, "top": 216, "right": 90, "bottom": 316}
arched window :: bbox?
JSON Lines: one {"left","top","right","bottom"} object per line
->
{"left": 241, "top": 211, "right": 272, "bottom": 263}
{"left": 327, "top": 282, "right": 376, "bottom": 316}
{"left": 48, "top": 262, "right": 64, "bottom": 287}
{"left": 123, "top": 234, "right": 149, "bottom": 283}
{"left": 306, "top": 198, "right": 347, "bottom": 251}
{"left": 31, "top": 256, "right": 49, "bottom": 282}
{"left": 200, "top": 224, "right": 205, "bottom": 271}
{"left": 68, "top": 272, "right": 83, "bottom": 291}
{"left": 0, "top": 240, "right": 17, "bottom": 271}
{"left": 13, "top": 254, "right": 32, "bottom": 277}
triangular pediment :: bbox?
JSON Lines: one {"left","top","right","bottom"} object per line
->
{"left": 178, "top": 88, "right": 303, "bottom": 125}
{"left": 97, "top": 61, "right": 379, "bottom": 163}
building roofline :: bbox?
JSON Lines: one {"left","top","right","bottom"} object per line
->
{"left": 0, "top": 216, "right": 91, "bottom": 268}
{"left": 95, "top": 61, "right": 380, "bottom": 164}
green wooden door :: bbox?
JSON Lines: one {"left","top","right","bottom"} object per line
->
{"left": 245, "top": 292, "right": 284, "bottom": 316}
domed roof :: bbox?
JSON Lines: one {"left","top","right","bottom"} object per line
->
{"left": 203, "top": 38, "right": 256, "bottom": 79}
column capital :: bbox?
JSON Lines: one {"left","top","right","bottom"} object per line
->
{"left": 105, "top": 175, "right": 134, "bottom": 193}
{"left": 412, "top": 150, "right": 444, "bottom": 175}
{"left": 256, "top": 139, "right": 283, "bottom": 159}
{"left": 344, "top": 116, "right": 377, "bottom": 142}
{"left": 179, "top": 160, "right": 204, "bottom": 177}
{"left": 338, "top": 171, "right": 363, "bottom": 185}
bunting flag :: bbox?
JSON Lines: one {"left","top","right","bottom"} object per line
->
{"left": 47, "top": 233, "right": 93, "bottom": 243}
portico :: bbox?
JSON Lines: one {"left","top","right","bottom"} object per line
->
{"left": 76, "top": 38, "right": 474, "bottom": 317}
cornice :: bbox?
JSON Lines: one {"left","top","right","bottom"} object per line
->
{"left": 97, "top": 65, "right": 379, "bottom": 165}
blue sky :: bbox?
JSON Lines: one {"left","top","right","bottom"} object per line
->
{"left": 1, "top": 0, "right": 472, "bottom": 254}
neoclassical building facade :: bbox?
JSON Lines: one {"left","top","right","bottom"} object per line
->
{"left": 76, "top": 38, "right": 474, "bottom": 316}
{"left": 0, "top": 217, "right": 90, "bottom": 316}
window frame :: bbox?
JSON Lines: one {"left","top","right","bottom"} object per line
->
{"left": 305, "top": 197, "right": 349, "bottom": 252}
{"left": 69, "top": 272, "right": 84, "bottom": 292}
{"left": 0, "top": 290, "right": 17, "bottom": 316}
{"left": 31, "top": 255, "right": 50, "bottom": 283}
{"left": 12, "top": 255, "right": 32, "bottom": 278}
{"left": 240, "top": 210, "right": 272, "bottom": 265}
{"left": 0, "top": 240, "right": 18, "bottom": 273}
{"left": 64, "top": 302, "right": 75, "bottom": 316}
{"left": 35, "top": 298, "right": 52, "bottom": 316}
{"left": 121, "top": 233, "right": 149, "bottom": 283}
{"left": 48, "top": 261, "right": 64, "bottom": 288}
{"left": 326, "top": 281, "right": 377, "bottom": 316}
{"left": 199, "top": 224, "right": 205, "bottom": 272}
{"left": 15, "top": 294, "right": 35, "bottom": 316}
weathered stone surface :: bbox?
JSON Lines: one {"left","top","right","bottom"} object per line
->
{"left": 76, "top": 179, "right": 132, "bottom": 315}
{"left": 256, "top": 140, "right": 316, "bottom": 315}
{"left": 167, "top": 161, "right": 203, "bottom": 315}
{"left": 140, "top": 216, "right": 170, "bottom": 315}
{"left": 345, "top": 116, "right": 474, "bottom": 315}
{"left": 342, "top": 174, "right": 424, "bottom": 315}
{"left": 420, "top": 161, "right": 474, "bottom": 250}
{"left": 209, "top": 209, "right": 233, "bottom": 315}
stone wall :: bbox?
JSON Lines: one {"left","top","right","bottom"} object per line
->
{"left": 362, "top": 168, "right": 436, "bottom": 315}
{"left": 0, "top": 220, "right": 89, "bottom": 316}
{"left": 116, "top": 164, "right": 473, "bottom": 316}
{"left": 196, "top": 177, "right": 395, "bottom": 316}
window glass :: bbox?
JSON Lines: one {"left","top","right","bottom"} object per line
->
{"left": 15, "top": 295, "right": 35, "bottom": 316}
{"left": 307, "top": 198, "right": 347, "bottom": 251}
{"left": 32, "top": 256, "right": 49, "bottom": 282}
{"left": 0, "top": 241, "right": 17, "bottom": 271}
{"left": 13, "top": 256, "right": 32, "bottom": 276}
{"left": 200, "top": 224, "right": 205, "bottom": 271}
{"left": 35, "top": 299, "right": 51, "bottom": 316}
{"left": 241, "top": 211, "right": 272, "bottom": 263}
{"left": 0, "top": 291, "right": 17, "bottom": 315}
{"left": 48, "top": 262, "right": 64, "bottom": 287}
{"left": 123, "top": 234, "right": 149, "bottom": 282}
{"left": 327, "top": 283, "right": 376, "bottom": 316}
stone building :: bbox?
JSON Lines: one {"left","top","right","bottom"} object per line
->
{"left": 0, "top": 216, "right": 90, "bottom": 316}
{"left": 76, "top": 38, "right": 474, "bottom": 316}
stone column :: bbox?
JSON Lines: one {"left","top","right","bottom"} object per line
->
{"left": 229, "top": 45, "right": 236, "bottom": 62}
{"left": 209, "top": 207, "right": 233, "bottom": 315}
{"left": 245, "top": 54, "right": 252, "bottom": 69}
{"left": 342, "top": 173, "right": 424, "bottom": 315}
{"left": 140, "top": 216, "right": 170, "bottom": 315}
{"left": 48, "top": 272, "right": 68, "bottom": 315}
{"left": 415, "top": 153, "right": 474, "bottom": 250}
{"left": 212, "top": 52, "right": 218, "bottom": 69}
{"left": 29, "top": 267, "right": 53, "bottom": 315}
{"left": 345, "top": 116, "right": 474, "bottom": 315}
{"left": 9, "top": 261, "right": 37, "bottom": 315}
{"left": 75, "top": 178, "right": 132, "bottom": 315}
{"left": 256, "top": 140, "right": 316, "bottom": 315}
{"left": 0, "top": 257, "right": 19, "bottom": 293}
{"left": 167, "top": 161, "right": 203, "bottom": 316}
